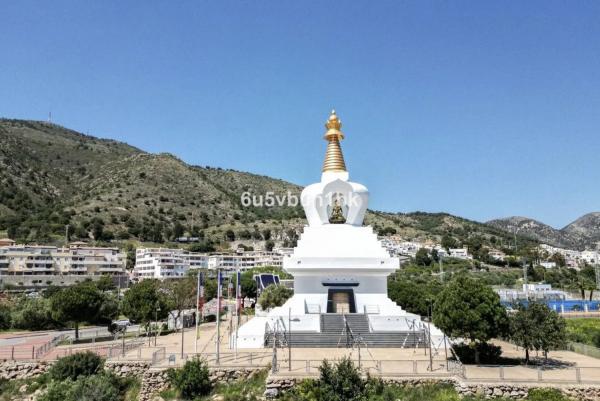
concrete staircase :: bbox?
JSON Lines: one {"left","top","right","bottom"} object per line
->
{"left": 265, "top": 314, "right": 427, "bottom": 348}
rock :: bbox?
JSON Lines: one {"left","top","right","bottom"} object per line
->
{"left": 493, "top": 387, "right": 504, "bottom": 397}
{"left": 264, "top": 388, "right": 279, "bottom": 398}
{"left": 212, "top": 395, "right": 225, "bottom": 401}
{"left": 19, "top": 384, "right": 28, "bottom": 393}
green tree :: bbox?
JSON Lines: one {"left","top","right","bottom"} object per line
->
{"left": 415, "top": 248, "right": 431, "bottom": 266}
{"left": 579, "top": 266, "right": 597, "bottom": 300}
{"left": 511, "top": 302, "right": 567, "bottom": 363}
{"left": 441, "top": 234, "right": 458, "bottom": 251}
{"left": 121, "top": 280, "right": 168, "bottom": 339}
{"left": 233, "top": 270, "right": 258, "bottom": 302}
{"left": 11, "top": 297, "right": 59, "bottom": 330}
{"left": 94, "top": 275, "right": 115, "bottom": 292}
{"left": 433, "top": 275, "right": 508, "bottom": 363}
{"left": 172, "top": 221, "right": 185, "bottom": 239}
{"left": 388, "top": 279, "right": 441, "bottom": 316}
{"left": 162, "top": 277, "right": 196, "bottom": 357}
{"left": 550, "top": 252, "right": 566, "bottom": 268}
{"left": 258, "top": 285, "right": 293, "bottom": 310}
{"left": 50, "top": 283, "right": 105, "bottom": 339}
{"left": 265, "top": 240, "right": 275, "bottom": 252}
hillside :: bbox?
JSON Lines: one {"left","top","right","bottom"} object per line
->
{"left": 0, "top": 118, "right": 532, "bottom": 252}
{"left": 487, "top": 214, "right": 600, "bottom": 250}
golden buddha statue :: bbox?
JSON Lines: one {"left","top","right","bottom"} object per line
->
{"left": 329, "top": 197, "right": 346, "bottom": 224}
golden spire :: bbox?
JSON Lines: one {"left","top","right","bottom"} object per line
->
{"left": 322, "top": 110, "right": 347, "bottom": 172}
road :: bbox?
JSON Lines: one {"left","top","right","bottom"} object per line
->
{"left": 0, "top": 324, "right": 142, "bottom": 348}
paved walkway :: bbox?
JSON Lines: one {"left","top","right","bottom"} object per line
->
{"left": 36, "top": 316, "right": 600, "bottom": 386}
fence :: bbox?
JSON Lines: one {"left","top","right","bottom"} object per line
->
{"left": 47, "top": 339, "right": 145, "bottom": 360}
{"left": 0, "top": 333, "right": 67, "bottom": 361}
{"left": 147, "top": 350, "right": 600, "bottom": 386}
{"left": 151, "top": 347, "right": 166, "bottom": 365}
{"left": 566, "top": 342, "right": 600, "bottom": 359}
{"left": 34, "top": 334, "right": 67, "bottom": 359}
{"left": 463, "top": 364, "right": 600, "bottom": 385}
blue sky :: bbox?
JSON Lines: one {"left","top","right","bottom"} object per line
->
{"left": 2, "top": 1, "right": 599, "bottom": 228}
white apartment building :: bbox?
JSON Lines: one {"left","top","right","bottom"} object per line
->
{"left": 134, "top": 248, "right": 286, "bottom": 280}
{"left": 134, "top": 248, "right": 196, "bottom": 280}
{"left": 539, "top": 244, "right": 583, "bottom": 269}
{"left": 0, "top": 243, "right": 126, "bottom": 277}
{"left": 448, "top": 248, "right": 471, "bottom": 259}
{"left": 488, "top": 249, "right": 506, "bottom": 261}
{"left": 581, "top": 250, "right": 599, "bottom": 265}
{"left": 496, "top": 283, "right": 566, "bottom": 302}
{"left": 540, "top": 261, "right": 557, "bottom": 269}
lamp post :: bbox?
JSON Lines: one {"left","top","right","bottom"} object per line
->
{"left": 427, "top": 300, "right": 433, "bottom": 372}
{"left": 288, "top": 308, "right": 300, "bottom": 371}
{"left": 154, "top": 301, "right": 161, "bottom": 347}
{"left": 271, "top": 320, "right": 278, "bottom": 373}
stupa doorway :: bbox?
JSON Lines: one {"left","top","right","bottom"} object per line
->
{"left": 327, "top": 289, "right": 356, "bottom": 314}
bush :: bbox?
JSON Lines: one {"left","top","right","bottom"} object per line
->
{"left": 167, "top": 358, "right": 212, "bottom": 399}
{"left": 39, "top": 380, "right": 73, "bottom": 401}
{"left": 452, "top": 342, "right": 502, "bottom": 364}
{"left": 68, "top": 373, "right": 120, "bottom": 401}
{"left": 203, "top": 314, "right": 217, "bottom": 323}
{"left": 0, "top": 304, "right": 11, "bottom": 330}
{"left": 49, "top": 352, "right": 104, "bottom": 381}
{"left": 527, "top": 388, "right": 571, "bottom": 401}
{"left": 257, "top": 285, "right": 293, "bottom": 310}
{"left": 319, "top": 357, "right": 365, "bottom": 401}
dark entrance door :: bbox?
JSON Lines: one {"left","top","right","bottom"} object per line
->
{"left": 326, "top": 289, "right": 356, "bottom": 313}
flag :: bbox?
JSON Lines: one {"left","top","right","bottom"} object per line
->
{"left": 197, "top": 272, "right": 205, "bottom": 313}
{"left": 236, "top": 269, "right": 242, "bottom": 315}
{"left": 217, "top": 269, "right": 223, "bottom": 313}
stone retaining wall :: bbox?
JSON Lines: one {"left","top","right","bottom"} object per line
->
{"left": 0, "top": 361, "right": 50, "bottom": 380}
{"left": 119, "top": 364, "right": 264, "bottom": 401}
{"left": 264, "top": 376, "right": 600, "bottom": 400}
{"left": 3, "top": 360, "right": 600, "bottom": 401}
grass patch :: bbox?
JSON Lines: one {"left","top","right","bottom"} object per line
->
{"left": 566, "top": 318, "right": 600, "bottom": 347}
{"left": 0, "top": 374, "right": 50, "bottom": 401}
{"left": 207, "top": 369, "right": 268, "bottom": 401}
{"left": 123, "top": 378, "right": 141, "bottom": 401}
{"left": 158, "top": 388, "right": 179, "bottom": 400}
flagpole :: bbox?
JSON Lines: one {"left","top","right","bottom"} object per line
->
{"left": 194, "top": 270, "right": 200, "bottom": 355}
{"left": 216, "top": 269, "right": 221, "bottom": 364}
{"left": 235, "top": 267, "right": 240, "bottom": 360}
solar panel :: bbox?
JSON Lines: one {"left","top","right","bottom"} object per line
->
{"left": 260, "top": 274, "right": 276, "bottom": 288}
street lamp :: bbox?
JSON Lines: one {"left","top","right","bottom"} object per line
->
{"left": 427, "top": 299, "right": 434, "bottom": 372}
{"left": 154, "top": 301, "right": 161, "bottom": 347}
{"left": 288, "top": 308, "right": 300, "bottom": 371}
{"left": 271, "top": 320, "right": 278, "bottom": 374}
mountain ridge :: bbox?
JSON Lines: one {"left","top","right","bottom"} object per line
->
{"left": 0, "top": 118, "right": 540, "bottom": 253}
{"left": 487, "top": 213, "right": 600, "bottom": 250}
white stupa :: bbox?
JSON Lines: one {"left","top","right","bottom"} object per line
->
{"left": 235, "top": 111, "right": 446, "bottom": 350}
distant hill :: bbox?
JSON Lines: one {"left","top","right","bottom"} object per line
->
{"left": 0, "top": 118, "right": 533, "bottom": 251}
{"left": 487, "top": 213, "right": 600, "bottom": 250}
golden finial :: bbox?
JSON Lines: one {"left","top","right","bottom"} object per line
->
{"left": 322, "top": 109, "right": 347, "bottom": 172}
{"left": 325, "top": 109, "right": 343, "bottom": 133}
